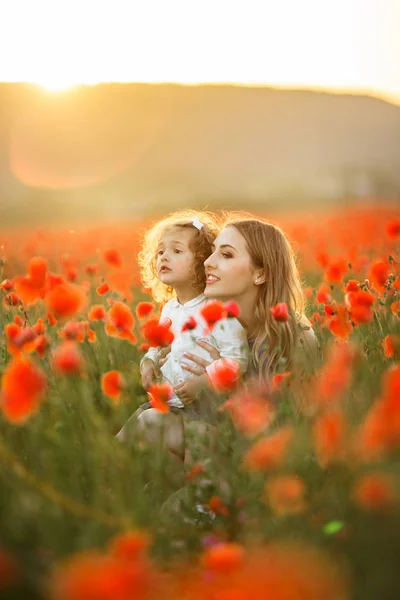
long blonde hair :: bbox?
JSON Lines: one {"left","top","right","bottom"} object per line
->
{"left": 223, "top": 213, "right": 305, "bottom": 378}
{"left": 139, "top": 209, "right": 219, "bottom": 304}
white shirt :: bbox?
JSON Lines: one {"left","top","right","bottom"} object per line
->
{"left": 143, "top": 294, "right": 249, "bottom": 407}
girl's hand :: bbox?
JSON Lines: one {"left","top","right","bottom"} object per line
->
{"left": 140, "top": 359, "right": 159, "bottom": 391}
{"left": 180, "top": 340, "right": 221, "bottom": 376}
{"left": 174, "top": 374, "right": 209, "bottom": 404}
{"left": 158, "top": 345, "right": 171, "bottom": 368}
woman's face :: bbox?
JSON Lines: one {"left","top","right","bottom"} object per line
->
{"left": 204, "top": 226, "right": 258, "bottom": 299}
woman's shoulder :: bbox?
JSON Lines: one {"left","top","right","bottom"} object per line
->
{"left": 294, "top": 314, "right": 320, "bottom": 361}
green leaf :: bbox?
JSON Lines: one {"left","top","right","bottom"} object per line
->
{"left": 322, "top": 520, "right": 345, "bottom": 535}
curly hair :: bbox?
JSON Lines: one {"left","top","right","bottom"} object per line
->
{"left": 138, "top": 210, "right": 219, "bottom": 303}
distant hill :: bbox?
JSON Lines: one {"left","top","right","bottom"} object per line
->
{"left": 0, "top": 83, "right": 399, "bottom": 224}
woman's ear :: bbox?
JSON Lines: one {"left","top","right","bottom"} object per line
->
{"left": 254, "top": 271, "right": 266, "bottom": 285}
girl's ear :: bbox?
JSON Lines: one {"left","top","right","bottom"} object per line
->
{"left": 254, "top": 271, "right": 266, "bottom": 285}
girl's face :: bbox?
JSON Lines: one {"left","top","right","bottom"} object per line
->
{"left": 204, "top": 226, "right": 258, "bottom": 299}
{"left": 156, "top": 227, "right": 196, "bottom": 289}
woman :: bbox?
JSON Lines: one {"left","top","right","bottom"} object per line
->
{"left": 175, "top": 214, "right": 319, "bottom": 403}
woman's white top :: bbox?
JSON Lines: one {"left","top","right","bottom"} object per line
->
{"left": 142, "top": 294, "right": 249, "bottom": 407}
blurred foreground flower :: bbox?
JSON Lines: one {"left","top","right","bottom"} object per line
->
{"left": 148, "top": 383, "right": 172, "bottom": 413}
{"left": 101, "top": 371, "right": 126, "bottom": 401}
{"left": 1, "top": 357, "right": 47, "bottom": 424}
{"left": 270, "top": 302, "right": 289, "bottom": 322}
{"left": 45, "top": 282, "right": 86, "bottom": 319}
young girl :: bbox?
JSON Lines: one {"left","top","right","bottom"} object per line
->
{"left": 117, "top": 210, "right": 249, "bottom": 459}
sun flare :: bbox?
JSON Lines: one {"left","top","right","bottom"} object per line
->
{"left": 34, "top": 79, "right": 83, "bottom": 93}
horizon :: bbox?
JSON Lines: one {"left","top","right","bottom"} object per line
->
{"left": 1, "top": 80, "right": 399, "bottom": 108}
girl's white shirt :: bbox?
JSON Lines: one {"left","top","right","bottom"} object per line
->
{"left": 142, "top": 294, "right": 249, "bottom": 407}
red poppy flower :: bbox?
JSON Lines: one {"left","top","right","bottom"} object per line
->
{"left": 105, "top": 302, "right": 136, "bottom": 343}
{"left": 270, "top": 302, "right": 289, "bottom": 322}
{"left": 138, "top": 343, "right": 150, "bottom": 353}
{"left": 0, "top": 279, "right": 13, "bottom": 292}
{"left": 382, "top": 335, "right": 400, "bottom": 358}
{"left": 50, "top": 552, "right": 152, "bottom": 600}
{"left": 386, "top": 219, "right": 400, "bottom": 240}
{"left": 222, "top": 390, "right": 274, "bottom": 436}
{"left": 96, "top": 282, "right": 110, "bottom": 295}
{"left": 1, "top": 357, "right": 47, "bottom": 424}
{"left": 182, "top": 316, "right": 197, "bottom": 332}
{"left": 65, "top": 267, "right": 78, "bottom": 282}
{"left": 345, "top": 289, "right": 375, "bottom": 324}
{"left": 108, "top": 302, "right": 135, "bottom": 330}
{"left": 316, "top": 284, "right": 331, "bottom": 305}
{"left": 186, "top": 464, "right": 206, "bottom": 481}
{"left": 352, "top": 472, "right": 398, "bottom": 511}
{"left": 264, "top": 475, "right": 307, "bottom": 516}
{"left": 84, "top": 264, "right": 98, "bottom": 276}
{"left": 87, "top": 329, "right": 97, "bottom": 343}
{"left": 104, "top": 248, "right": 122, "bottom": 267}
{"left": 47, "top": 312, "right": 58, "bottom": 327}
{"left": 224, "top": 300, "right": 240, "bottom": 318}
{"left": 142, "top": 318, "right": 174, "bottom": 347}
{"left": 34, "top": 335, "right": 50, "bottom": 358}
{"left": 324, "top": 304, "right": 335, "bottom": 317}
{"left": 148, "top": 383, "right": 172, "bottom": 413}
{"left": 316, "top": 250, "right": 329, "bottom": 268}
{"left": 313, "top": 410, "right": 347, "bottom": 468}
{"left": 46, "top": 272, "right": 65, "bottom": 291}
{"left": 12, "top": 327, "right": 37, "bottom": 350}
{"left": 52, "top": 342, "right": 84, "bottom": 375}
{"left": 271, "top": 371, "right": 292, "bottom": 392}
{"left": 4, "top": 292, "right": 19, "bottom": 306}
{"left": 101, "top": 370, "right": 125, "bottom": 400}
{"left": 27, "top": 256, "right": 48, "bottom": 288}
{"left": 207, "top": 359, "right": 241, "bottom": 392}
{"left": 200, "top": 300, "right": 226, "bottom": 329}
{"left": 369, "top": 260, "right": 389, "bottom": 291}
{"left": 108, "top": 530, "right": 151, "bottom": 561}
{"left": 327, "top": 306, "right": 352, "bottom": 338}
{"left": 312, "top": 340, "right": 355, "bottom": 407}
{"left": 209, "top": 495, "right": 230, "bottom": 517}
{"left": 201, "top": 543, "right": 244, "bottom": 573}
{"left": 324, "top": 258, "right": 348, "bottom": 283}
{"left": 60, "top": 321, "right": 86, "bottom": 342}
{"left": 33, "top": 318, "right": 46, "bottom": 335}
{"left": 344, "top": 279, "right": 360, "bottom": 292}
{"left": 243, "top": 426, "right": 294, "bottom": 472}
{"left": 88, "top": 304, "right": 106, "bottom": 321}
{"left": 45, "top": 282, "right": 86, "bottom": 319}
{"left": 135, "top": 302, "right": 155, "bottom": 320}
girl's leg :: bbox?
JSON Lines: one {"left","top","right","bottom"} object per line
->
{"left": 115, "top": 403, "right": 150, "bottom": 444}
{"left": 136, "top": 408, "right": 185, "bottom": 461}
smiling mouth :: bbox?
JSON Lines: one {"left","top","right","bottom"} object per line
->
{"left": 206, "top": 274, "right": 220, "bottom": 283}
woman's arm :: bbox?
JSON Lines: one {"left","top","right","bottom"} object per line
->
{"left": 173, "top": 341, "right": 222, "bottom": 404}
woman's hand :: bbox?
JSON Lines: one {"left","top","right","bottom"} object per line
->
{"left": 180, "top": 340, "right": 221, "bottom": 375}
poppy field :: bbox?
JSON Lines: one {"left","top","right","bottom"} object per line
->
{"left": 1, "top": 203, "right": 400, "bottom": 599}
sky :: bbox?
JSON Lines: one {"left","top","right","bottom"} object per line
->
{"left": 1, "top": 0, "right": 399, "bottom": 103}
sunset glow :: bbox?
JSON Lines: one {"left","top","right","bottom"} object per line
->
{"left": 2, "top": 0, "right": 400, "bottom": 104}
